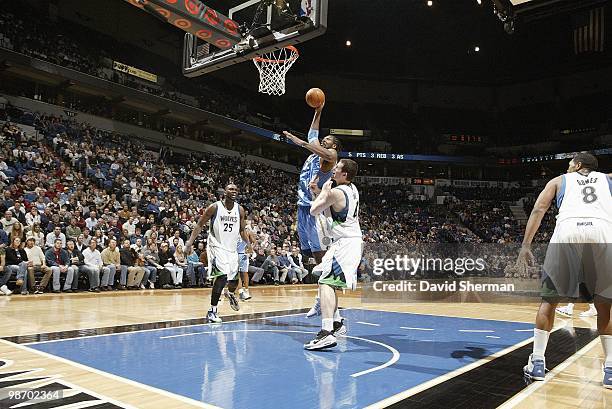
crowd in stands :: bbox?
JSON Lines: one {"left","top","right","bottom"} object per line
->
{"left": 0, "top": 99, "right": 559, "bottom": 296}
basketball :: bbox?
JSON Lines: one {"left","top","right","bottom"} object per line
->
{"left": 306, "top": 88, "right": 325, "bottom": 108}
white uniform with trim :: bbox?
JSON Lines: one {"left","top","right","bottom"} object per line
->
{"left": 543, "top": 171, "right": 612, "bottom": 300}
{"left": 315, "top": 183, "right": 363, "bottom": 290}
{"left": 208, "top": 201, "right": 241, "bottom": 280}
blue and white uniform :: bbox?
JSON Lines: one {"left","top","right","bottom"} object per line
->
{"left": 237, "top": 236, "right": 249, "bottom": 273}
{"left": 297, "top": 130, "right": 334, "bottom": 255}
{"left": 542, "top": 171, "right": 612, "bottom": 300}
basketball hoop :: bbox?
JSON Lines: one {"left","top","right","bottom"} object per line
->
{"left": 253, "top": 46, "right": 299, "bottom": 96}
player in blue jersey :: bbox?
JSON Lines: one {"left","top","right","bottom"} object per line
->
{"left": 284, "top": 102, "right": 341, "bottom": 317}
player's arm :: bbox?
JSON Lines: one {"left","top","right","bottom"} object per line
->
{"left": 310, "top": 180, "right": 343, "bottom": 216}
{"left": 184, "top": 203, "right": 216, "bottom": 254}
{"left": 283, "top": 131, "right": 336, "bottom": 162}
{"left": 521, "top": 176, "right": 560, "bottom": 248}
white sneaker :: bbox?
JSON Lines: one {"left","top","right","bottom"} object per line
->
{"left": 0, "top": 285, "right": 12, "bottom": 296}
{"left": 555, "top": 305, "right": 574, "bottom": 317}
{"left": 580, "top": 307, "right": 598, "bottom": 317}
{"left": 306, "top": 297, "right": 321, "bottom": 318}
{"left": 304, "top": 330, "right": 337, "bottom": 350}
{"left": 148, "top": 281, "right": 155, "bottom": 289}
{"left": 207, "top": 310, "right": 222, "bottom": 323}
{"left": 245, "top": 289, "right": 252, "bottom": 300}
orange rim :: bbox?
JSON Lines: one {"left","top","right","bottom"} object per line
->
{"left": 253, "top": 46, "right": 299, "bottom": 64}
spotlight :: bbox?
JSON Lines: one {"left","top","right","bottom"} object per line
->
{"left": 427, "top": 1, "right": 433, "bottom": 6}
{"left": 345, "top": 40, "right": 352, "bottom": 47}
{"left": 476, "top": 0, "right": 482, "bottom": 4}
{"left": 474, "top": 46, "right": 480, "bottom": 52}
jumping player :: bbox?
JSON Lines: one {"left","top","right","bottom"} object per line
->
{"left": 304, "top": 159, "right": 362, "bottom": 350}
{"left": 517, "top": 153, "right": 612, "bottom": 386}
{"left": 185, "top": 184, "right": 252, "bottom": 323}
{"left": 284, "top": 102, "right": 341, "bottom": 318}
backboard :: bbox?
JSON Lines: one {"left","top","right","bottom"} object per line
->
{"left": 182, "top": 0, "right": 328, "bottom": 77}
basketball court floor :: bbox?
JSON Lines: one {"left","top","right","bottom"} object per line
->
{"left": 0, "top": 285, "right": 607, "bottom": 408}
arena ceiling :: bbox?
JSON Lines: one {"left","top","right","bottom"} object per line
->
{"left": 25, "top": 0, "right": 612, "bottom": 83}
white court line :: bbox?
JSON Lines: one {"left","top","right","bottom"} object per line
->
{"left": 497, "top": 337, "right": 601, "bottom": 409}
{"left": 159, "top": 329, "right": 400, "bottom": 378}
{"left": 364, "top": 327, "right": 561, "bottom": 409}
{"left": 459, "top": 330, "right": 495, "bottom": 333}
{"left": 21, "top": 310, "right": 308, "bottom": 346}
{"left": 486, "top": 336, "right": 501, "bottom": 339}
{"left": 356, "top": 321, "right": 380, "bottom": 327}
{"left": 515, "top": 329, "right": 534, "bottom": 332}
{"left": 400, "top": 327, "right": 434, "bottom": 331}
{"left": 345, "top": 307, "right": 532, "bottom": 324}
{"left": 0, "top": 339, "right": 218, "bottom": 409}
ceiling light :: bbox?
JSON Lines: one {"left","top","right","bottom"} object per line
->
{"left": 345, "top": 40, "right": 352, "bottom": 47}
{"left": 427, "top": 1, "right": 433, "bottom": 6}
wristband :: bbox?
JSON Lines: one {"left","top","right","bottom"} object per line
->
{"left": 308, "top": 129, "right": 319, "bottom": 143}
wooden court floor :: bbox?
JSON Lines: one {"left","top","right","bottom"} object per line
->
{"left": 0, "top": 285, "right": 608, "bottom": 408}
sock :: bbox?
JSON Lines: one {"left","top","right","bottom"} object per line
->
{"left": 601, "top": 335, "right": 612, "bottom": 368}
{"left": 566, "top": 303, "right": 575, "bottom": 312}
{"left": 322, "top": 318, "right": 333, "bottom": 332}
{"left": 589, "top": 303, "right": 595, "bottom": 310}
{"left": 533, "top": 328, "right": 549, "bottom": 360}
{"left": 333, "top": 309, "right": 342, "bottom": 322}
{"left": 210, "top": 305, "right": 218, "bottom": 313}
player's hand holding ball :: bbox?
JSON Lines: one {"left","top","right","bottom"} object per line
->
{"left": 306, "top": 88, "right": 325, "bottom": 110}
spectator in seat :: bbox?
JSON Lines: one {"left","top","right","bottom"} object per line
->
{"left": 44, "top": 238, "right": 75, "bottom": 293}
{"left": 159, "top": 242, "right": 183, "bottom": 288}
{"left": 288, "top": 246, "right": 309, "bottom": 283}
{"left": 277, "top": 246, "right": 294, "bottom": 284}
{"left": 9, "top": 222, "right": 25, "bottom": 244}
{"left": 100, "top": 238, "right": 120, "bottom": 291}
{"left": 66, "top": 240, "right": 85, "bottom": 292}
{"left": 24, "top": 236, "right": 52, "bottom": 294}
{"left": 119, "top": 239, "right": 145, "bottom": 290}
{"left": 25, "top": 206, "right": 41, "bottom": 228}
{"left": 0, "top": 228, "right": 7, "bottom": 249}
{"left": 3, "top": 237, "right": 29, "bottom": 295}
{"left": 81, "top": 238, "right": 103, "bottom": 292}
{"left": 65, "top": 218, "right": 82, "bottom": 241}
{"left": 45, "top": 226, "right": 66, "bottom": 249}
{"left": 250, "top": 247, "right": 267, "bottom": 284}
{"left": 261, "top": 248, "right": 281, "bottom": 285}
{"left": 26, "top": 223, "right": 45, "bottom": 248}
{"left": 142, "top": 237, "right": 159, "bottom": 289}
{"left": 2, "top": 210, "right": 18, "bottom": 235}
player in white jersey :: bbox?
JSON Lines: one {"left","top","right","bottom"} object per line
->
{"left": 185, "top": 184, "right": 252, "bottom": 323}
{"left": 304, "top": 159, "right": 363, "bottom": 350}
{"left": 517, "top": 153, "right": 612, "bottom": 386}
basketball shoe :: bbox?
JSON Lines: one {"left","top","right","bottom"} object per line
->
{"left": 207, "top": 309, "right": 222, "bottom": 323}
{"left": 224, "top": 289, "right": 240, "bottom": 311}
{"left": 523, "top": 354, "right": 546, "bottom": 381}
{"left": 304, "top": 330, "right": 337, "bottom": 350}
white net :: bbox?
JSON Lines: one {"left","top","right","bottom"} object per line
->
{"left": 253, "top": 46, "right": 299, "bottom": 96}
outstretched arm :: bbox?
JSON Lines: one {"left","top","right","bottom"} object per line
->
{"left": 283, "top": 104, "right": 335, "bottom": 163}
{"left": 184, "top": 204, "right": 217, "bottom": 254}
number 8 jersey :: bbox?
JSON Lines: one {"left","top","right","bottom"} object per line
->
{"left": 556, "top": 171, "right": 612, "bottom": 223}
{"left": 208, "top": 201, "right": 241, "bottom": 252}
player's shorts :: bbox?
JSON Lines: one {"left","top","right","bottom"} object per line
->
{"left": 542, "top": 218, "right": 612, "bottom": 302}
{"left": 238, "top": 253, "right": 249, "bottom": 273}
{"left": 297, "top": 205, "right": 328, "bottom": 255}
{"left": 207, "top": 245, "right": 239, "bottom": 281}
{"left": 314, "top": 237, "right": 363, "bottom": 290}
